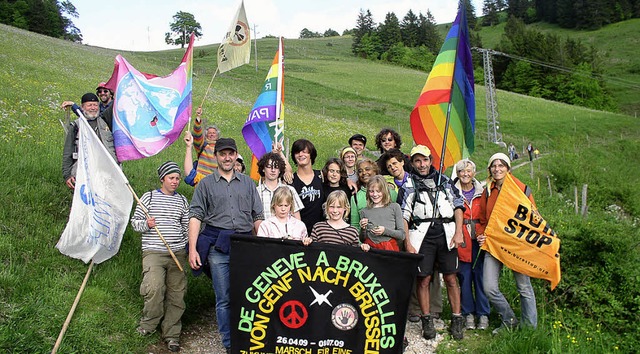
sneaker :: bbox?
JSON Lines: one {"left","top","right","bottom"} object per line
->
{"left": 433, "top": 314, "right": 445, "bottom": 331}
{"left": 135, "top": 326, "right": 155, "bottom": 336}
{"left": 450, "top": 314, "right": 465, "bottom": 340}
{"left": 408, "top": 314, "right": 421, "bottom": 323}
{"left": 167, "top": 340, "right": 180, "bottom": 352}
{"left": 421, "top": 314, "right": 436, "bottom": 340}
{"left": 465, "top": 314, "right": 476, "bottom": 330}
{"left": 492, "top": 318, "right": 518, "bottom": 335}
{"left": 478, "top": 315, "right": 489, "bottom": 330}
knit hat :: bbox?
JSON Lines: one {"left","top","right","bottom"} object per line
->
{"left": 410, "top": 145, "right": 431, "bottom": 158}
{"left": 340, "top": 147, "right": 357, "bottom": 159}
{"left": 157, "top": 161, "right": 181, "bottom": 180}
{"left": 81, "top": 93, "right": 99, "bottom": 103}
{"left": 487, "top": 152, "right": 511, "bottom": 169}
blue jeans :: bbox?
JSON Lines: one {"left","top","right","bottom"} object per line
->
{"left": 483, "top": 253, "right": 537, "bottom": 328}
{"left": 457, "top": 243, "right": 490, "bottom": 316}
{"left": 208, "top": 247, "right": 231, "bottom": 348}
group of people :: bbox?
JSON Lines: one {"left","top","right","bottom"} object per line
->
{"left": 60, "top": 94, "right": 539, "bottom": 352}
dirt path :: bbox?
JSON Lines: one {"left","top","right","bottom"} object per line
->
{"left": 145, "top": 306, "right": 444, "bottom": 353}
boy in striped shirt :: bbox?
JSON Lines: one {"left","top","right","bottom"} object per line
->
{"left": 131, "top": 161, "right": 189, "bottom": 352}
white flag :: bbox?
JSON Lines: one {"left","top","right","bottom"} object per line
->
{"left": 217, "top": 0, "right": 251, "bottom": 73}
{"left": 56, "top": 115, "right": 133, "bottom": 264}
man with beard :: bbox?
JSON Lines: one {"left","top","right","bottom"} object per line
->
{"left": 95, "top": 82, "right": 113, "bottom": 114}
{"left": 401, "top": 145, "right": 466, "bottom": 341}
{"left": 188, "top": 137, "right": 263, "bottom": 353}
{"left": 61, "top": 93, "right": 117, "bottom": 190}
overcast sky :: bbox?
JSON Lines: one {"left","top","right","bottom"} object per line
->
{"left": 73, "top": 0, "right": 484, "bottom": 52}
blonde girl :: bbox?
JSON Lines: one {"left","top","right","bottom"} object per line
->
{"left": 258, "top": 187, "right": 307, "bottom": 240}
{"left": 358, "top": 175, "right": 405, "bottom": 251}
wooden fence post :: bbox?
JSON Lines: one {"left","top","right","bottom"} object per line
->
{"left": 574, "top": 186, "right": 579, "bottom": 214}
{"left": 581, "top": 184, "right": 588, "bottom": 217}
{"left": 547, "top": 176, "right": 552, "bottom": 196}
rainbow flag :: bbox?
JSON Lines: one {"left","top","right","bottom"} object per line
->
{"left": 410, "top": 1, "right": 475, "bottom": 170}
{"left": 105, "top": 34, "right": 194, "bottom": 162}
{"left": 242, "top": 37, "right": 284, "bottom": 180}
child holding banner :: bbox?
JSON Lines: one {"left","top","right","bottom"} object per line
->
{"left": 257, "top": 186, "right": 307, "bottom": 240}
{"left": 477, "top": 153, "right": 538, "bottom": 334}
{"left": 304, "top": 190, "right": 370, "bottom": 252}
{"left": 358, "top": 175, "right": 405, "bottom": 251}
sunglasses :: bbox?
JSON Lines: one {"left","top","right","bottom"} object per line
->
{"left": 97, "top": 89, "right": 110, "bottom": 94}
{"left": 382, "top": 138, "right": 394, "bottom": 142}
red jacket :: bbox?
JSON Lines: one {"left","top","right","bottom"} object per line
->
{"left": 477, "top": 174, "right": 535, "bottom": 237}
{"left": 454, "top": 178, "right": 484, "bottom": 262}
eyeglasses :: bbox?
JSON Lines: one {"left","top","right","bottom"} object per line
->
{"left": 382, "top": 138, "right": 394, "bottom": 142}
{"left": 97, "top": 89, "right": 110, "bottom": 94}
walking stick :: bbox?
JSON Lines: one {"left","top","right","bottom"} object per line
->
{"left": 51, "top": 261, "right": 94, "bottom": 354}
{"left": 126, "top": 184, "right": 184, "bottom": 272}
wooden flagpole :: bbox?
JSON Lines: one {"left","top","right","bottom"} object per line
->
{"left": 126, "top": 184, "right": 184, "bottom": 272}
{"left": 51, "top": 260, "right": 94, "bottom": 354}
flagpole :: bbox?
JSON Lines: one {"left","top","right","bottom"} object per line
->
{"left": 126, "top": 184, "right": 184, "bottom": 272}
{"left": 199, "top": 67, "right": 219, "bottom": 111}
{"left": 274, "top": 37, "right": 284, "bottom": 145}
{"left": 433, "top": 1, "right": 465, "bottom": 217}
{"left": 52, "top": 261, "right": 94, "bottom": 354}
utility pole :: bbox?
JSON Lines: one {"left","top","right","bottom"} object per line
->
{"left": 477, "top": 48, "right": 504, "bottom": 147}
{"left": 253, "top": 24, "right": 259, "bottom": 72}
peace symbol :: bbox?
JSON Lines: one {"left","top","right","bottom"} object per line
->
{"left": 279, "top": 300, "right": 308, "bottom": 329}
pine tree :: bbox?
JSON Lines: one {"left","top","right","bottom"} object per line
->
{"left": 400, "top": 10, "right": 420, "bottom": 47}
{"left": 378, "top": 12, "right": 402, "bottom": 52}
{"left": 352, "top": 9, "right": 376, "bottom": 55}
{"left": 482, "top": 0, "right": 501, "bottom": 26}
{"left": 418, "top": 11, "right": 442, "bottom": 54}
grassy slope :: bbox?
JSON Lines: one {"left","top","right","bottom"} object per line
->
{"left": 0, "top": 24, "right": 638, "bottom": 352}
{"left": 473, "top": 18, "right": 640, "bottom": 115}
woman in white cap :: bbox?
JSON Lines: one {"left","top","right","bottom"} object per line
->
{"left": 476, "top": 153, "right": 538, "bottom": 334}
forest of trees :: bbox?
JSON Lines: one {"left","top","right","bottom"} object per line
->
{"left": 0, "top": 0, "right": 81, "bottom": 42}
{"left": 482, "top": 0, "right": 640, "bottom": 29}
{"left": 350, "top": 2, "right": 482, "bottom": 72}
{"left": 349, "top": 0, "right": 616, "bottom": 110}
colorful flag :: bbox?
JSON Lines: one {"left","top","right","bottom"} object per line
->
{"left": 105, "top": 34, "right": 194, "bottom": 162}
{"left": 482, "top": 174, "right": 561, "bottom": 289}
{"left": 410, "top": 1, "right": 475, "bottom": 170}
{"left": 56, "top": 114, "right": 133, "bottom": 264}
{"left": 242, "top": 37, "right": 284, "bottom": 180}
{"left": 217, "top": 0, "right": 251, "bottom": 73}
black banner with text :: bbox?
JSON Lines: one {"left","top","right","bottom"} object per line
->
{"left": 230, "top": 235, "right": 421, "bottom": 354}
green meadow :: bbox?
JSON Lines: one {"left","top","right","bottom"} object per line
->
{"left": 0, "top": 23, "right": 638, "bottom": 353}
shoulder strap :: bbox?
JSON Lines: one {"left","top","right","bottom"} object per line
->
{"left": 197, "top": 141, "right": 208, "bottom": 158}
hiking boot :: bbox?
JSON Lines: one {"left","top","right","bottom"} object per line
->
{"left": 450, "top": 314, "right": 465, "bottom": 340}
{"left": 478, "top": 315, "right": 489, "bottom": 330}
{"left": 421, "top": 314, "right": 436, "bottom": 340}
{"left": 492, "top": 318, "right": 518, "bottom": 335}
{"left": 465, "top": 314, "right": 476, "bottom": 330}
{"left": 135, "top": 326, "right": 155, "bottom": 336}
{"left": 167, "top": 340, "right": 180, "bottom": 352}
{"left": 432, "top": 313, "right": 445, "bottom": 330}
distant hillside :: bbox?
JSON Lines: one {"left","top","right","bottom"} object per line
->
{"left": 474, "top": 18, "right": 640, "bottom": 115}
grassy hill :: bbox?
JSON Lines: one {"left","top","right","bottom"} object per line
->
{"left": 0, "top": 23, "right": 638, "bottom": 352}
{"left": 472, "top": 18, "right": 640, "bottom": 115}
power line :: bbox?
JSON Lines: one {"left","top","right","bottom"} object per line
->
{"left": 473, "top": 47, "right": 640, "bottom": 90}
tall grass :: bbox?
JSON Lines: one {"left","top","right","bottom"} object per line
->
{"left": 0, "top": 23, "right": 638, "bottom": 352}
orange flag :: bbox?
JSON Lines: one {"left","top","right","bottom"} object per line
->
{"left": 482, "top": 174, "right": 561, "bottom": 289}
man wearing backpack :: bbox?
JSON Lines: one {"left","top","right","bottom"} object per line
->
{"left": 61, "top": 93, "right": 116, "bottom": 190}
{"left": 401, "top": 145, "right": 466, "bottom": 341}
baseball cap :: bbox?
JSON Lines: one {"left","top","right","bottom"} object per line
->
{"left": 410, "top": 145, "right": 431, "bottom": 158}
{"left": 214, "top": 138, "right": 238, "bottom": 153}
